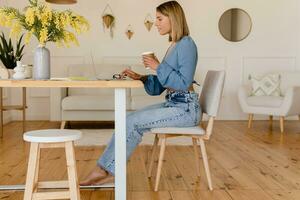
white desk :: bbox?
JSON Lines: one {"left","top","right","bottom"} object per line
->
{"left": 0, "top": 79, "right": 143, "bottom": 200}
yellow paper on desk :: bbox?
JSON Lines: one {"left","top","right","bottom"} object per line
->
{"left": 50, "top": 76, "right": 90, "bottom": 81}
{"left": 68, "top": 76, "right": 90, "bottom": 81}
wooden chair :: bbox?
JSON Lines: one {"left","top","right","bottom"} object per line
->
{"left": 147, "top": 70, "right": 226, "bottom": 191}
{"left": 23, "top": 129, "right": 82, "bottom": 200}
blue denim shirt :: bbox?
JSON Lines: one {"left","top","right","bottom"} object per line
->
{"left": 143, "top": 36, "right": 198, "bottom": 96}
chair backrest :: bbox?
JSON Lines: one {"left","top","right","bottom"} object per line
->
{"left": 199, "top": 70, "right": 226, "bottom": 117}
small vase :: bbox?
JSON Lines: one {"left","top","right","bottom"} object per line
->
{"left": 8, "top": 69, "right": 14, "bottom": 79}
{"left": 33, "top": 44, "right": 50, "bottom": 80}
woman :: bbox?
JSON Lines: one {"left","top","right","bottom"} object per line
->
{"left": 80, "top": 0, "right": 201, "bottom": 186}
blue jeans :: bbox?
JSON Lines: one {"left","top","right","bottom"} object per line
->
{"left": 97, "top": 91, "right": 202, "bottom": 175}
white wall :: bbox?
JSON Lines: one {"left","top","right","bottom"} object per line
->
{"left": 1, "top": 0, "right": 299, "bottom": 121}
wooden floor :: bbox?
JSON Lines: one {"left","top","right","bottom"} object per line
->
{"left": 0, "top": 120, "right": 300, "bottom": 200}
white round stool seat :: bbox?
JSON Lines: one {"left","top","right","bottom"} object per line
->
{"left": 23, "top": 129, "right": 82, "bottom": 143}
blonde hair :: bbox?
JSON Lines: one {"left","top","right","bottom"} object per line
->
{"left": 156, "top": 1, "right": 189, "bottom": 42}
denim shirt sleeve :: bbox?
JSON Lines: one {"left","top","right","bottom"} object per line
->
{"left": 156, "top": 37, "right": 198, "bottom": 91}
{"left": 142, "top": 75, "right": 166, "bottom": 96}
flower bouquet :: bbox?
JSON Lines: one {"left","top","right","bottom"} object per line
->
{"left": 0, "top": 0, "right": 90, "bottom": 79}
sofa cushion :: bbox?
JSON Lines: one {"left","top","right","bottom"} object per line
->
{"left": 62, "top": 95, "right": 131, "bottom": 110}
{"left": 246, "top": 96, "right": 284, "bottom": 108}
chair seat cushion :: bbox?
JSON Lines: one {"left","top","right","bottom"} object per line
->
{"left": 151, "top": 126, "right": 205, "bottom": 135}
{"left": 246, "top": 96, "right": 284, "bottom": 108}
{"left": 62, "top": 95, "right": 130, "bottom": 111}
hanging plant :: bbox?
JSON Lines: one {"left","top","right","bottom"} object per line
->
{"left": 102, "top": 4, "right": 115, "bottom": 38}
{"left": 144, "top": 14, "right": 154, "bottom": 32}
{"left": 125, "top": 25, "right": 134, "bottom": 40}
{"left": 103, "top": 14, "right": 115, "bottom": 28}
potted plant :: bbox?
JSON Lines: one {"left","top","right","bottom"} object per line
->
{"left": 125, "top": 25, "right": 134, "bottom": 40}
{"left": 0, "top": 0, "right": 90, "bottom": 79}
{"left": 144, "top": 20, "right": 154, "bottom": 31}
{"left": 144, "top": 14, "right": 154, "bottom": 32}
{"left": 0, "top": 32, "right": 25, "bottom": 78}
{"left": 102, "top": 14, "right": 115, "bottom": 29}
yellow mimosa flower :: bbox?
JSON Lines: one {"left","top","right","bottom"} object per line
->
{"left": 0, "top": 12, "right": 6, "bottom": 26}
{"left": 55, "top": 40, "right": 64, "bottom": 48}
{"left": 9, "top": 22, "right": 21, "bottom": 38}
{"left": 25, "top": 7, "right": 35, "bottom": 26}
{"left": 3, "top": 13, "right": 16, "bottom": 27}
{"left": 69, "top": 32, "right": 79, "bottom": 46}
{"left": 25, "top": 30, "right": 33, "bottom": 44}
{"left": 59, "top": 12, "right": 70, "bottom": 29}
{"left": 0, "top": 0, "right": 90, "bottom": 47}
{"left": 41, "top": 5, "right": 52, "bottom": 27}
{"left": 39, "top": 28, "right": 48, "bottom": 45}
{"left": 54, "top": 13, "right": 61, "bottom": 30}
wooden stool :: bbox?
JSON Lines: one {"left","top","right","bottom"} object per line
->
{"left": 23, "top": 129, "right": 82, "bottom": 200}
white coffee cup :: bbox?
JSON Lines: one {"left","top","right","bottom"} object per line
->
{"left": 142, "top": 51, "right": 155, "bottom": 69}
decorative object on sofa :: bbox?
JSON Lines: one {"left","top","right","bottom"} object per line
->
{"left": 238, "top": 72, "right": 300, "bottom": 133}
{"left": 46, "top": 0, "right": 77, "bottom": 4}
{"left": 218, "top": 8, "right": 252, "bottom": 42}
{"left": 0, "top": 0, "right": 90, "bottom": 80}
{"left": 102, "top": 4, "right": 115, "bottom": 38}
{"left": 249, "top": 74, "right": 281, "bottom": 97}
{"left": 125, "top": 25, "right": 134, "bottom": 40}
{"left": 12, "top": 61, "right": 26, "bottom": 80}
{"left": 0, "top": 32, "right": 25, "bottom": 78}
{"left": 144, "top": 14, "right": 154, "bottom": 31}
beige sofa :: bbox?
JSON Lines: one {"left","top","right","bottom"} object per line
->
{"left": 50, "top": 64, "right": 166, "bottom": 128}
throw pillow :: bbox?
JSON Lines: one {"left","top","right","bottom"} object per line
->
{"left": 249, "top": 74, "right": 281, "bottom": 96}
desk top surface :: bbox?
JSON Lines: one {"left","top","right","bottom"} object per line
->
{"left": 0, "top": 79, "right": 143, "bottom": 88}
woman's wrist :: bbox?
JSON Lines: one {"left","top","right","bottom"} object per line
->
{"left": 139, "top": 75, "right": 148, "bottom": 83}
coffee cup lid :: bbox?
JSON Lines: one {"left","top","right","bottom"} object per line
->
{"left": 142, "top": 51, "right": 154, "bottom": 55}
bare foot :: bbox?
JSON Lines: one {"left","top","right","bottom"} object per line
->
{"left": 93, "top": 174, "right": 115, "bottom": 185}
{"left": 80, "top": 166, "right": 108, "bottom": 186}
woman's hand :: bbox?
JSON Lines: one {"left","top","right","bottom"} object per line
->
{"left": 142, "top": 55, "right": 160, "bottom": 70}
{"left": 121, "top": 68, "right": 143, "bottom": 80}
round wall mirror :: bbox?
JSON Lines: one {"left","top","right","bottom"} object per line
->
{"left": 218, "top": 8, "right": 252, "bottom": 42}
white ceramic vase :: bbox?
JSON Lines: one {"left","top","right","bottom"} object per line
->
{"left": 33, "top": 44, "right": 50, "bottom": 80}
